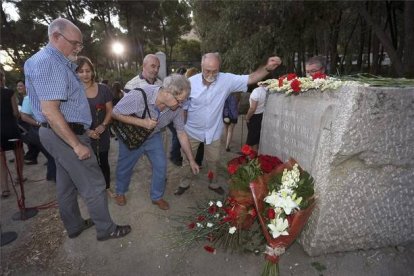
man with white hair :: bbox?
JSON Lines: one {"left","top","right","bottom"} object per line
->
{"left": 175, "top": 52, "right": 282, "bottom": 195}
{"left": 24, "top": 18, "right": 131, "bottom": 241}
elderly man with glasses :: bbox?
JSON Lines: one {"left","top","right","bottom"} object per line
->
{"left": 24, "top": 18, "right": 131, "bottom": 241}
{"left": 112, "top": 74, "right": 199, "bottom": 209}
{"left": 305, "top": 56, "right": 327, "bottom": 77}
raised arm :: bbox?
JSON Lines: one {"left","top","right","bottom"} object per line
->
{"left": 248, "top": 56, "right": 282, "bottom": 85}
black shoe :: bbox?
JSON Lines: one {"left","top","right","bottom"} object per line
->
{"left": 208, "top": 186, "right": 225, "bottom": 195}
{"left": 97, "top": 225, "right": 131, "bottom": 241}
{"left": 68, "top": 218, "right": 95, "bottom": 239}
{"left": 174, "top": 186, "right": 189, "bottom": 196}
{"left": 226, "top": 147, "right": 230, "bottom": 152}
{"left": 24, "top": 160, "right": 38, "bottom": 165}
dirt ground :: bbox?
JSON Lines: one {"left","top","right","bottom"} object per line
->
{"left": 1, "top": 119, "right": 414, "bottom": 276}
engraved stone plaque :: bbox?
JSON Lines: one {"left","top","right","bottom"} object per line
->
{"left": 260, "top": 85, "right": 414, "bottom": 256}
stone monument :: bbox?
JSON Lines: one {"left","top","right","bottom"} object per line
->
{"left": 260, "top": 85, "right": 414, "bottom": 256}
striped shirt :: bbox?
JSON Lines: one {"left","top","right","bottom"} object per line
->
{"left": 113, "top": 85, "right": 185, "bottom": 135}
{"left": 24, "top": 44, "right": 92, "bottom": 128}
{"left": 185, "top": 72, "right": 249, "bottom": 144}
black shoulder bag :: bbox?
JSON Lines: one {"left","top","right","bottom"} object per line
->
{"left": 112, "top": 88, "right": 154, "bottom": 150}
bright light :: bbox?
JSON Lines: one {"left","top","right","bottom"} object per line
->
{"left": 112, "top": 42, "right": 124, "bottom": 56}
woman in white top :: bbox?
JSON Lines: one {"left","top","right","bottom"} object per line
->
{"left": 245, "top": 86, "right": 267, "bottom": 151}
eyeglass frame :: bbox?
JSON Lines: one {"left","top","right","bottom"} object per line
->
{"left": 58, "top": 32, "right": 84, "bottom": 50}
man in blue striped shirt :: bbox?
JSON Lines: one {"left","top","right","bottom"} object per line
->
{"left": 112, "top": 74, "right": 199, "bottom": 210}
{"left": 24, "top": 18, "right": 131, "bottom": 241}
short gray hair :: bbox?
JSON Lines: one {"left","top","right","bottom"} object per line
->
{"left": 306, "top": 55, "right": 326, "bottom": 69}
{"left": 201, "top": 52, "right": 221, "bottom": 65}
{"left": 163, "top": 74, "right": 191, "bottom": 97}
{"left": 48, "top": 18, "right": 71, "bottom": 37}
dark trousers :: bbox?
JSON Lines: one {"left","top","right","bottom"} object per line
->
{"left": 167, "top": 123, "right": 182, "bottom": 162}
{"left": 23, "top": 126, "right": 56, "bottom": 180}
{"left": 95, "top": 150, "right": 110, "bottom": 189}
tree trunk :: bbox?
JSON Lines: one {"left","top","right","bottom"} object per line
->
{"left": 359, "top": 7, "right": 404, "bottom": 76}
{"left": 403, "top": 1, "right": 414, "bottom": 78}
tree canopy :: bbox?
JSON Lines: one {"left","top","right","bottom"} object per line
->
{"left": 1, "top": 0, "right": 413, "bottom": 85}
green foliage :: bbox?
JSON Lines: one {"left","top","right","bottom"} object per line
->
{"left": 229, "top": 158, "right": 263, "bottom": 192}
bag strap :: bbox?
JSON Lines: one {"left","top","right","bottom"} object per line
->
{"left": 134, "top": 88, "right": 152, "bottom": 119}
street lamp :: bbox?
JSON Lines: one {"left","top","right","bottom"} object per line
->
{"left": 112, "top": 41, "right": 124, "bottom": 80}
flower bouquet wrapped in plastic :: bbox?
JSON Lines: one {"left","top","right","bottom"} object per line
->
{"left": 249, "top": 158, "right": 316, "bottom": 276}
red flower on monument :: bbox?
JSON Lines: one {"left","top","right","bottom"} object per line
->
{"left": 290, "top": 79, "right": 301, "bottom": 93}
{"left": 311, "top": 72, "right": 327, "bottom": 80}
{"left": 278, "top": 77, "right": 284, "bottom": 87}
{"left": 286, "top": 73, "right": 297, "bottom": 81}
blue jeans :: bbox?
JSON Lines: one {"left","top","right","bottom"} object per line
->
{"left": 115, "top": 132, "right": 167, "bottom": 201}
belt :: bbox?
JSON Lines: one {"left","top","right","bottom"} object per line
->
{"left": 41, "top": 122, "right": 85, "bottom": 135}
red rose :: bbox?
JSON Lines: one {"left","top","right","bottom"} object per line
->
{"left": 197, "top": 215, "right": 205, "bottom": 222}
{"left": 287, "top": 73, "right": 297, "bottom": 81}
{"left": 248, "top": 151, "right": 257, "bottom": 160}
{"left": 227, "top": 163, "right": 239, "bottom": 175}
{"left": 188, "top": 222, "right": 196, "bottom": 229}
{"left": 267, "top": 208, "right": 276, "bottom": 219}
{"left": 290, "top": 79, "right": 301, "bottom": 93}
{"left": 312, "top": 72, "right": 327, "bottom": 80}
{"left": 241, "top": 144, "right": 252, "bottom": 156}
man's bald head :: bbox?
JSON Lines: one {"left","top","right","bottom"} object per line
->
{"left": 48, "top": 18, "right": 83, "bottom": 61}
{"left": 142, "top": 54, "right": 160, "bottom": 83}
{"left": 201, "top": 52, "right": 221, "bottom": 84}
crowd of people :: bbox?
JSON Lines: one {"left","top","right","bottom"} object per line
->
{"left": 1, "top": 17, "right": 326, "bottom": 242}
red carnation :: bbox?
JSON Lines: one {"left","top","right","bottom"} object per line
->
{"left": 207, "top": 170, "right": 214, "bottom": 182}
{"left": 267, "top": 208, "right": 276, "bottom": 219}
{"left": 208, "top": 205, "right": 218, "bottom": 214}
{"left": 204, "top": 245, "right": 216, "bottom": 254}
{"left": 95, "top": 104, "right": 106, "bottom": 111}
{"left": 249, "top": 208, "right": 257, "bottom": 218}
{"left": 227, "top": 163, "right": 239, "bottom": 175}
{"left": 278, "top": 77, "right": 284, "bottom": 87}
{"left": 188, "top": 222, "right": 196, "bottom": 229}
{"left": 290, "top": 79, "right": 301, "bottom": 93}
{"left": 311, "top": 72, "right": 327, "bottom": 80}
{"left": 287, "top": 73, "right": 297, "bottom": 81}
{"left": 241, "top": 144, "right": 252, "bottom": 156}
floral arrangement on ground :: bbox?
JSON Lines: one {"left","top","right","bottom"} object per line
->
{"left": 168, "top": 145, "right": 316, "bottom": 276}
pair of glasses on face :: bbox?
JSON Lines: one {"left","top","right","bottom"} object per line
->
{"left": 58, "top": 33, "right": 84, "bottom": 50}
{"left": 306, "top": 68, "right": 322, "bottom": 75}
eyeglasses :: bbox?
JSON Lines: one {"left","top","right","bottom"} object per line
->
{"left": 305, "top": 68, "right": 323, "bottom": 75}
{"left": 173, "top": 94, "right": 185, "bottom": 104}
{"left": 58, "top": 33, "right": 84, "bottom": 50}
